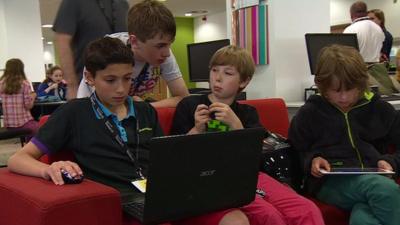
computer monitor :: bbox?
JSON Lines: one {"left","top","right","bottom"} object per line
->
{"left": 187, "top": 39, "right": 230, "bottom": 82}
{"left": 305, "top": 33, "right": 359, "bottom": 75}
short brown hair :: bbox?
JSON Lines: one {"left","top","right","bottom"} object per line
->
{"left": 315, "top": 44, "right": 369, "bottom": 95}
{"left": 127, "top": 0, "right": 176, "bottom": 42}
{"left": 209, "top": 45, "right": 255, "bottom": 91}
{"left": 350, "top": 1, "right": 368, "bottom": 19}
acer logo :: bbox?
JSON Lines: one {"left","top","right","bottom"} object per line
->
{"left": 200, "top": 170, "right": 216, "bottom": 176}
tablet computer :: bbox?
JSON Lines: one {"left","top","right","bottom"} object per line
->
{"left": 320, "top": 168, "right": 395, "bottom": 175}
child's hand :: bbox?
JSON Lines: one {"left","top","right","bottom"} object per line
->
{"left": 30, "top": 92, "right": 37, "bottom": 99}
{"left": 209, "top": 102, "right": 243, "bottom": 130}
{"left": 43, "top": 161, "right": 83, "bottom": 185}
{"left": 132, "top": 96, "right": 144, "bottom": 102}
{"left": 50, "top": 82, "right": 59, "bottom": 89}
{"left": 311, "top": 156, "right": 330, "bottom": 178}
{"left": 193, "top": 104, "right": 210, "bottom": 134}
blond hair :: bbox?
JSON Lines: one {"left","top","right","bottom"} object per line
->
{"left": 209, "top": 45, "right": 255, "bottom": 83}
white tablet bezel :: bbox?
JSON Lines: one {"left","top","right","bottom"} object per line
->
{"left": 319, "top": 168, "right": 395, "bottom": 175}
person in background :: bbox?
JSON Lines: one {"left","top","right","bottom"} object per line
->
{"left": 53, "top": 0, "right": 129, "bottom": 99}
{"left": 367, "top": 9, "right": 393, "bottom": 62}
{"left": 171, "top": 45, "right": 325, "bottom": 225}
{"left": 7, "top": 37, "right": 251, "bottom": 225}
{"left": 397, "top": 49, "right": 400, "bottom": 82}
{"left": 77, "top": 0, "right": 189, "bottom": 108}
{"left": 0, "top": 58, "right": 39, "bottom": 139}
{"left": 289, "top": 44, "right": 400, "bottom": 225}
{"left": 37, "top": 66, "right": 66, "bottom": 101}
{"left": 343, "top": 1, "right": 384, "bottom": 63}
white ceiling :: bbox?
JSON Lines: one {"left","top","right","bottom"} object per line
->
{"left": 39, "top": 0, "right": 227, "bottom": 43}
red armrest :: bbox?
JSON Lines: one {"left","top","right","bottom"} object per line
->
{"left": 0, "top": 168, "right": 122, "bottom": 225}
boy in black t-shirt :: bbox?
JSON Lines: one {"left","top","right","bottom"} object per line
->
{"left": 7, "top": 38, "right": 251, "bottom": 225}
{"left": 171, "top": 45, "right": 325, "bottom": 225}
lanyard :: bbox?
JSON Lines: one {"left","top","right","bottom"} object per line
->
{"left": 353, "top": 16, "right": 371, "bottom": 24}
{"left": 90, "top": 94, "right": 144, "bottom": 178}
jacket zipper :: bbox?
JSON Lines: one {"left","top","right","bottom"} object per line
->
{"left": 332, "top": 94, "right": 371, "bottom": 168}
{"left": 343, "top": 112, "right": 364, "bottom": 168}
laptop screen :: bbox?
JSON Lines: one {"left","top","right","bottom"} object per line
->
{"left": 305, "top": 33, "right": 359, "bottom": 75}
{"left": 142, "top": 128, "right": 265, "bottom": 224}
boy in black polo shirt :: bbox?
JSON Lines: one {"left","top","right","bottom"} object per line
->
{"left": 7, "top": 37, "right": 251, "bottom": 225}
{"left": 8, "top": 36, "right": 162, "bottom": 199}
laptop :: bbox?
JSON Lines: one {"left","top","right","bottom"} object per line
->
{"left": 123, "top": 127, "right": 265, "bottom": 224}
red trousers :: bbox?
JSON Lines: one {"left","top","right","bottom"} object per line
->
{"left": 241, "top": 172, "right": 325, "bottom": 225}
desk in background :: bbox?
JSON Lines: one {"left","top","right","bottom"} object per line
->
{"left": 30, "top": 101, "right": 66, "bottom": 120}
{"left": 0, "top": 100, "right": 66, "bottom": 122}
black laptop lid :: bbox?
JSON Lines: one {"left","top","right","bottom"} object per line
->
{"left": 305, "top": 33, "right": 359, "bottom": 75}
{"left": 143, "top": 127, "right": 265, "bottom": 224}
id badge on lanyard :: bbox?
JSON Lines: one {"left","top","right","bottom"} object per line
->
{"left": 90, "top": 94, "right": 147, "bottom": 192}
{"left": 131, "top": 178, "right": 147, "bottom": 193}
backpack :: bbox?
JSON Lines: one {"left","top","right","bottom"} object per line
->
{"left": 260, "top": 131, "right": 302, "bottom": 191}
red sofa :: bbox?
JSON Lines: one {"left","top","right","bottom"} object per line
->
{"left": 0, "top": 98, "right": 348, "bottom": 225}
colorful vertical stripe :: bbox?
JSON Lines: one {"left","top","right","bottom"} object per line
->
{"left": 233, "top": 4, "right": 269, "bottom": 65}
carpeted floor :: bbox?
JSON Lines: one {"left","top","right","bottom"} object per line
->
{"left": 0, "top": 138, "right": 20, "bottom": 167}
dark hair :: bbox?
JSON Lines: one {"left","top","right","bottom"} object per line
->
{"left": 128, "top": 0, "right": 176, "bottom": 42}
{"left": 350, "top": 1, "right": 368, "bottom": 19}
{"left": 84, "top": 37, "right": 134, "bottom": 76}
{"left": 0, "top": 58, "right": 27, "bottom": 94}
{"left": 43, "top": 65, "right": 62, "bottom": 83}
{"left": 315, "top": 44, "right": 369, "bottom": 95}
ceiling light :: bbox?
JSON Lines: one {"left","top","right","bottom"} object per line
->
{"left": 185, "top": 10, "right": 208, "bottom": 16}
{"left": 42, "top": 24, "right": 53, "bottom": 28}
{"left": 185, "top": 13, "right": 192, "bottom": 17}
{"left": 47, "top": 41, "right": 53, "bottom": 45}
{"left": 41, "top": 37, "right": 44, "bottom": 40}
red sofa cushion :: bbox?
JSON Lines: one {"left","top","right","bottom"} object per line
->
{"left": 309, "top": 197, "right": 349, "bottom": 225}
{"left": 155, "top": 107, "right": 176, "bottom": 135}
{"left": 239, "top": 98, "right": 289, "bottom": 137}
{"left": 0, "top": 168, "right": 121, "bottom": 225}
